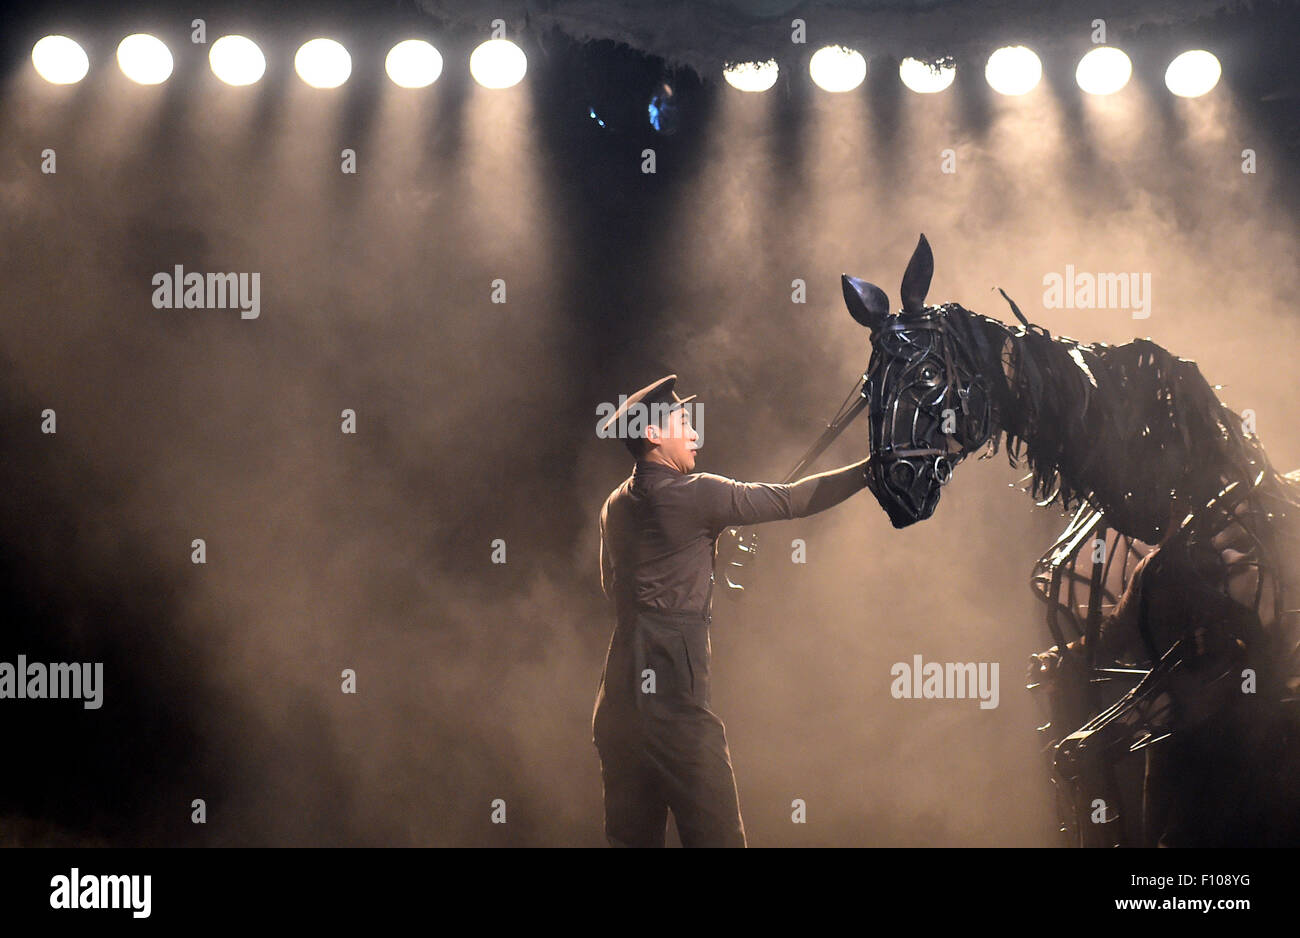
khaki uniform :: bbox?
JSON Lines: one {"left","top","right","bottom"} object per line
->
{"left": 593, "top": 457, "right": 868, "bottom": 847}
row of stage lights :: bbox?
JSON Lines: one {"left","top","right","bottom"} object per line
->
{"left": 31, "top": 34, "right": 521, "bottom": 89}
{"left": 30, "top": 33, "right": 1222, "bottom": 98}
{"left": 758, "top": 45, "right": 1222, "bottom": 98}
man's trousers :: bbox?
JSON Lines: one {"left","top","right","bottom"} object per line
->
{"left": 592, "top": 606, "right": 746, "bottom": 847}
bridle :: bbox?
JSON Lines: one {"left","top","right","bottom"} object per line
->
{"left": 864, "top": 304, "right": 992, "bottom": 524}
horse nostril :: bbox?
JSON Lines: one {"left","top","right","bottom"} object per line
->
{"left": 934, "top": 456, "right": 953, "bottom": 485}
{"left": 890, "top": 461, "right": 914, "bottom": 487}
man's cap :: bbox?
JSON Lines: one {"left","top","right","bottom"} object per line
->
{"left": 599, "top": 373, "right": 696, "bottom": 438}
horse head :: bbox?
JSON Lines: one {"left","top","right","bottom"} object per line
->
{"left": 843, "top": 234, "right": 994, "bottom": 528}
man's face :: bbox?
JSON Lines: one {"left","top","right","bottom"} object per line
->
{"left": 648, "top": 406, "right": 699, "bottom": 472}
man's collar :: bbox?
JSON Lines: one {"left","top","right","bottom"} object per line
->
{"left": 633, "top": 458, "right": 682, "bottom": 476}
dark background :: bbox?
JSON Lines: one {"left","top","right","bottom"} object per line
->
{"left": 0, "top": 0, "right": 1297, "bottom": 845}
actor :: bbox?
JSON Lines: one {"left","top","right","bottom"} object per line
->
{"left": 592, "top": 374, "right": 871, "bottom": 847}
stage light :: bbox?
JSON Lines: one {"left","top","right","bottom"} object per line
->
{"left": 809, "top": 45, "right": 866, "bottom": 92}
{"left": 1076, "top": 47, "right": 1131, "bottom": 95}
{"left": 385, "top": 39, "right": 443, "bottom": 88}
{"left": 209, "top": 35, "right": 266, "bottom": 86}
{"left": 116, "top": 34, "right": 173, "bottom": 85}
{"left": 899, "top": 57, "right": 955, "bottom": 94}
{"left": 295, "top": 38, "right": 351, "bottom": 88}
{"left": 1164, "top": 50, "right": 1221, "bottom": 97}
{"left": 723, "top": 60, "right": 778, "bottom": 93}
{"left": 469, "top": 38, "right": 526, "bottom": 89}
{"left": 985, "top": 45, "right": 1041, "bottom": 95}
{"left": 31, "top": 36, "right": 89, "bottom": 84}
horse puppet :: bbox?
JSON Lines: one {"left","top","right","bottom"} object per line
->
{"left": 842, "top": 234, "right": 1300, "bottom": 846}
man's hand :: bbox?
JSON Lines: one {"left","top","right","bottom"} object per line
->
{"left": 1026, "top": 642, "right": 1085, "bottom": 688}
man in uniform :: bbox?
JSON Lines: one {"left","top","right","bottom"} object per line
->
{"left": 592, "top": 374, "right": 871, "bottom": 847}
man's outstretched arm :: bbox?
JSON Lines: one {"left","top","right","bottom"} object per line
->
{"left": 692, "top": 457, "right": 872, "bottom": 528}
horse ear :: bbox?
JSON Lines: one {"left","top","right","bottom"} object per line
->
{"left": 899, "top": 233, "right": 933, "bottom": 313}
{"left": 842, "top": 274, "right": 891, "bottom": 331}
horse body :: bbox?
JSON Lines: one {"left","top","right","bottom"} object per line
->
{"left": 843, "top": 234, "right": 1300, "bottom": 846}
{"left": 1029, "top": 454, "right": 1300, "bottom": 845}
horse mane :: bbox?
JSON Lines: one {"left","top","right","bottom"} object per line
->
{"left": 942, "top": 304, "right": 1264, "bottom": 543}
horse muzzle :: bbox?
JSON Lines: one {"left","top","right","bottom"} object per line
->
{"left": 866, "top": 450, "right": 954, "bottom": 528}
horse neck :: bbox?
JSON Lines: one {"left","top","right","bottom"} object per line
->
{"left": 957, "top": 312, "right": 1258, "bottom": 543}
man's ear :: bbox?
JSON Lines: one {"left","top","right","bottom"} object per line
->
{"left": 645, "top": 424, "right": 661, "bottom": 445}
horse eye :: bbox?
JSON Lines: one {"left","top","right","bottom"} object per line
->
{"left": 918, "top": 363, "right": 942, "bottom": 386}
